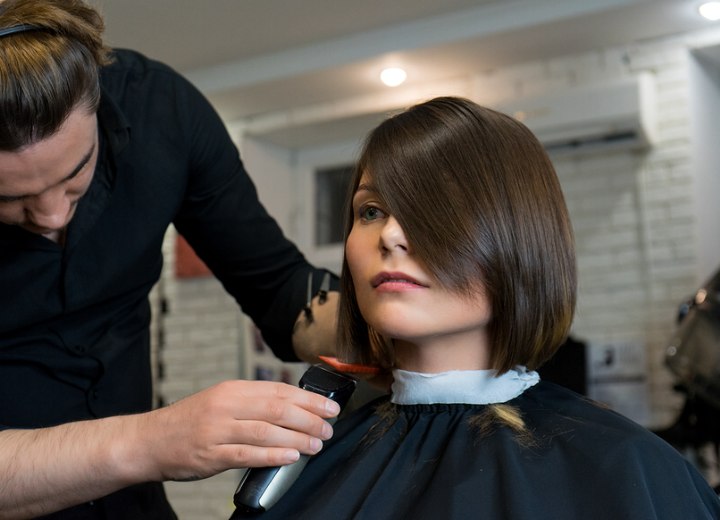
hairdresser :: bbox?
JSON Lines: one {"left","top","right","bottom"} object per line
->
{"left": 0, "top": 0, "right": 341, "bottom": 518}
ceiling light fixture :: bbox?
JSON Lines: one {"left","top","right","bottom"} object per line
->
{"left": 699, "top": 1, "right": 720, "bottom": 20}
{"left": 380, "top": 67, "right": 407, "bottom": 87}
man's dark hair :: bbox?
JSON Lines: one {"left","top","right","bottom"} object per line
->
{"left": 0, "top": 0, "right": 112, "bottom": 150}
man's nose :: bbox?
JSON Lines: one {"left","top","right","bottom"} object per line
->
{"left": 25, "top": 189, "right": 70, "bottom": 230}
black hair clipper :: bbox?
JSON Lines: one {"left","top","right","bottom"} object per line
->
{"left": 231, "top": 364, "right": 356, "bottom": 516}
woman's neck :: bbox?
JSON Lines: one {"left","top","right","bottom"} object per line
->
{"left": 393, "top": 333, "right": 491, "bottom": 373}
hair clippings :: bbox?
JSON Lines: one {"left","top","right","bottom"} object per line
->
{"left": 0, "top": 24, "right": 40, "bottom": 38}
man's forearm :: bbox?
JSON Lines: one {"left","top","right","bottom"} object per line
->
{"left": 0, "top": 417, "right": 142, "bottom": 519}
{"left": 0, "top": 379, "right": 339, "bottom": 518}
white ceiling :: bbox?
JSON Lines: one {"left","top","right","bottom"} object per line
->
{"left": 91, "top": 0, "right": 718, "bottom": 147}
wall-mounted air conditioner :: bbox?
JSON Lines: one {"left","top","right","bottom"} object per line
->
{"left": 497, "top": 73, "right": 657, "bottom": 156}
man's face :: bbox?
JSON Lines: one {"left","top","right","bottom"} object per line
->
{"left": 0, "top": 107, "right": 98, "bottom": 241}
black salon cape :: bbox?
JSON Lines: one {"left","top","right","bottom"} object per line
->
{"left": 232, "top": 381, "right": 720, "bottom": 520}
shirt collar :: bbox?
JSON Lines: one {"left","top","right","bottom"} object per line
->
{"left": 62, "top": 87, "right": 128, "bottom": 249}
{"left": 390, "top": 366, "right": 540, "bottom": 405}
{"left": 97, "top": 85, "right": 131, "bottom": 155}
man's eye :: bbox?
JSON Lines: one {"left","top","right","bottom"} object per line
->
{"left": 359, "top": 205, "right": 385, "bottom": 221}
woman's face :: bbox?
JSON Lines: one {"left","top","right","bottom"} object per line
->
{"left": 345, "top": 173, "right": 492, "bottom": 372}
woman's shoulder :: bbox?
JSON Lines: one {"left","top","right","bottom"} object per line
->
{"left": 520, "top": 381, "right": 655, "bottom": 436}
{"left": 515, "top": 381, "right": 720, "bottom": 516}
{"left": 517, "top": 381, "right": 692, "bottom": 465}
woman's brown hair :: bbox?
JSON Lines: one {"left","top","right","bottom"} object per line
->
{"left": 337, "top": 96, "right": 577, "bottom": 374}
{"left": 0, "top": 0, "right": 112, "bottom": 150}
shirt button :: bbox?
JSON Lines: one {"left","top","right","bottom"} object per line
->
{"left": 91, "top": 389, "right": 99, "bottom": 400}
{"left": 74, "top": 345, "right": 87, "bottom": 354}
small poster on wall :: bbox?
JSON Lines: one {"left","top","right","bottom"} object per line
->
{"left": 174, "top": 234, "right": 212, "bottom": 278}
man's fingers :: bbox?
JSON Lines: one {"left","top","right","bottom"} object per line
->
{"left": 225, "top": 419, "right": 324, "bottom": 457}
{"left": 219, "top": 381, "right": 339, "bottom": 439}
{"left": 244, "top": 380, "right": 341, "bottom": 418}
{"left": 144, "top": 379, "right": 343, "bottom": 479}
{"left": 215, "top": 444, "right": 302, "bottom": 469}
{"left": 228, "top": 391, "right": 335, "bottom": 443}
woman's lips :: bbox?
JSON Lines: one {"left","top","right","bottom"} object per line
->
{"left": 371, "top": 272, "right": 428, "bottom": 289}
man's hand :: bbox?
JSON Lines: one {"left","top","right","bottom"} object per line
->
{"left": 131, "top": 380, "right": 340, "bottom": 482}
{"left": 0, "top": 380, "right": 340, "bottom": 518}
{"left": 292, "top": 290, "right": 339, "bottom": 363}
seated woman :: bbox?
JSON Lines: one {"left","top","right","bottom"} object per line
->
{"left": 232, "top": 97, "right": 720, "bottom": 519}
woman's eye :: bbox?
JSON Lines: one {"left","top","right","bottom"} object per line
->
{"left": 359, "top": 205, "right": 385, "bottom": 221}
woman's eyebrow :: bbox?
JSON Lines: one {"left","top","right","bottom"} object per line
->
{"left": 355, "top": 182, "right": 377, "bottom": 194}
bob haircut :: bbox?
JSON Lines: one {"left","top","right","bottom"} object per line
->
{"left": 0, "top": 0, "right": 112, "bottom": 151}
{"left": 337, "top": 96, "right": 577, "bottom": 374}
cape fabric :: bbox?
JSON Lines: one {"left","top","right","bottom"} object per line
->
{"left": 232, "top": 381, "right": 720, "bottom": 519}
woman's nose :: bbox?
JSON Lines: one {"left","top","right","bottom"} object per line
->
{"left": 379, "top": 215, "right": 410, "bottom": 254}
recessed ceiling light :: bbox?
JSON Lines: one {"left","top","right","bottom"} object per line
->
{"left": 380, "top": 67, "right": 407, "bottom": 87}
{"left": 699, "top": 2, "right": 720, "bottom": 21}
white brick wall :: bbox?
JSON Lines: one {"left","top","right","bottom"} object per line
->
{"left": 149, "top": 28, "right": 720, "bottom": 519}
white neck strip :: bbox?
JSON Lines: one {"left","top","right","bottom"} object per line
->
{"left": 390, "top": 366, "right": 540, "bottom": 405}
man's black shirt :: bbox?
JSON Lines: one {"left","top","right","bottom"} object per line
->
{"left": 0, "top": 49, "right": 332, "bottom": 518}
